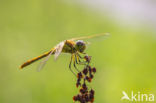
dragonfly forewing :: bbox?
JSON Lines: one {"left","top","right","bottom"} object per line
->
{"left": 70, "top": 33, "right": 110, "bottom": 42}
{"left": 54, "top": 41, "right": 65, "bottom": 60}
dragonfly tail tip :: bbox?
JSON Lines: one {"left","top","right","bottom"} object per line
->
{"left": 19, "top": 65, "right": 23, "bottom": 70}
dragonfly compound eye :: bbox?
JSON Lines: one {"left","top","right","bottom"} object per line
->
{"left": 75, "top": 40, "right": 86, "bottom": 53}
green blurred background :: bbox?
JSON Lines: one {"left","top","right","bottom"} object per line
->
{"left": 0, "top": 0, "right": 156, "bottom": 103}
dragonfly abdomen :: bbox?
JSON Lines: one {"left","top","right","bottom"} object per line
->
{"left": 20, "top": 49, "right": 54, "bottom": 69}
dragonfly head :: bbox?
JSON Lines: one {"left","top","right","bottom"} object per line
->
{"left": 75, "top": 40, "right": 86, "bottom": 53}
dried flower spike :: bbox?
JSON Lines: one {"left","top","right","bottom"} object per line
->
{"left": 77, "top": 72, "right": 83, "bottom": 78}
{"left": 83, "top": 68, "right": 88, "bottom": 75}
{"left": 84, "top": 56, "right": 91, "bottom": 63}
{"left": 92, "top": 67, "right": 96, "bottom": 73}
{"left": 73, "top": 55, "right": 96, "bottom": 103}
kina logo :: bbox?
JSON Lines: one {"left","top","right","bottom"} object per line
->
{"left": 121, "top": 91, "right": 154, "bottom": 102}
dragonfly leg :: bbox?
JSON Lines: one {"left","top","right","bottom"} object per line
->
{"left": 76, "top": 53, "right": 81, "bottom": 63}
{"left": 77, "top": 53, "right": 83, "bottom": 59}
{"left": 69, "top": 54, "right": 76, "bottom": 76}
{"left": 75, "top": 54, "right": 78, "bottom": 64}
{"left": 73, "top": 54, "right": 80, "bottom": 72}
{"left": 78, "top": 61, "right": 87, "bottom": 65}
{"left": 82, "top": 52, "right": 86, "bottom": 55}
{"left": 76, "top": 53, "right": 88, "bottom": 65}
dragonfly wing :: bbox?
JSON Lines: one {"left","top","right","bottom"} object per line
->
{"left": 37, "top": 49, "right": 55, "bottom": 72}
{"left": 54, "top": 41, "right": 65, "bottom": 60}
{"left": 70, "top": 33, "right": 110, "bottom": 41}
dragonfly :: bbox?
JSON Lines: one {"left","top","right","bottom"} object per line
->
{"left": 20, "top": 33, "right": 109, "bottom": 74}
